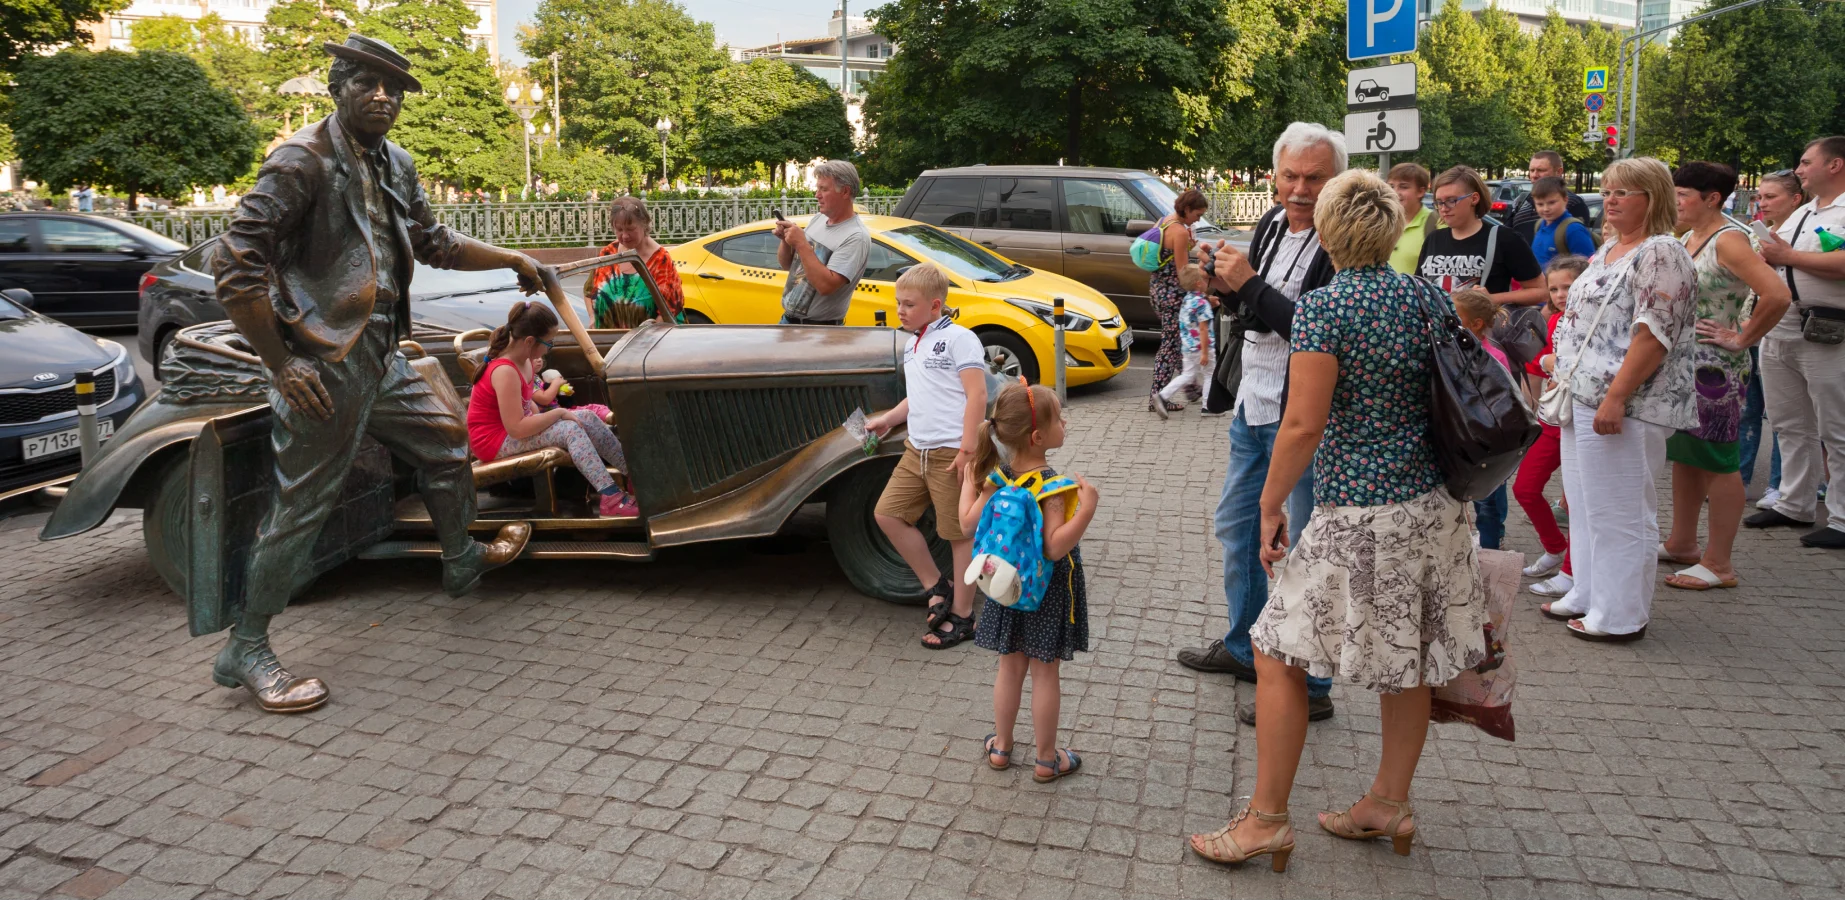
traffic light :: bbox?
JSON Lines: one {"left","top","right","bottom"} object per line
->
{"left": 1605, "top": 125, "right": 1620, "bottom": 149}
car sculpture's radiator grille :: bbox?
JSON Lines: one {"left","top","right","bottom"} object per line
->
{"left": 0, "top": 371, "right": 117, "bottom": 426}
{"left": 671, "top": 385, "right": 868, "bottom": 491}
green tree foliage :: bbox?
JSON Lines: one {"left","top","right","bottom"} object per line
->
{"left": 1637, "top": 0, "right": 1845, "bottom": 172}
{"left": 1405, "top": 2, "right": 1529, "bottom": 174}
{"left": 357, "top": 0, "right": 520, "bottom": 188}
{"left": 130, "top": 13, "right": 275, "bottom": 120}
{"left": 519, "top": 0, "right": 730, "bottom": 185}
{"left": 861, "top": 0, "right": 1237, "bottom": 181}
{"left": 263, "top": 0, "right": 358, "bottom": 83}
{"left": 1204, "top": 0, "right": 1348, "bottom": 172}
{"left": 536, "top": 144, "right": 645, "bottom": 195}
{"left": 6, "top": 50, "right": 261, "bottom": 208}
{"left": 1531, "top": 10, "right": 1622, "bottom": 177}
{"left": 694, "top": 60, "right": 853, "bottom": 183}
{"left": 0, "top": 0, "right": 128, "bottom": 77}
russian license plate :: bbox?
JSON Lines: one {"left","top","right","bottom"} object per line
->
{"left": 22, "top": 420, "right": 114, "bottom": 460}
{"left": 1118, "top": 331, "right": 1132, "bottom": 352}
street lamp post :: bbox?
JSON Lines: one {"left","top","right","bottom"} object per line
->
{"left": 505, "top": 81, "right": 545, "bottom": 198}
{"left": 655, "top": 117, "right": 672, "bottom": 188}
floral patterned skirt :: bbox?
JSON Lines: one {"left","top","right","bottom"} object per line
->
{"left": 1252, "top": 489, "right": 1487, "bottom": 694}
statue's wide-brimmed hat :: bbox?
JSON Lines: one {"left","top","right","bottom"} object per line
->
{"left": 323, "top": 34, "right": 423, "bottom": 92}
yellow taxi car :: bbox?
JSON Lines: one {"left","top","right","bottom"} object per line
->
{"left": 670, "top": 214, "right": 1131, "bottom": 387}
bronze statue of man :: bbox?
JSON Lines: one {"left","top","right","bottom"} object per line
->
{"left": 211, "top": 34, "right": 534, "bottom": 713}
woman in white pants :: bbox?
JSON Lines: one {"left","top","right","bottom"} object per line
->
{"left": 1543, "top": 157, "right": 1699, "bottom": 642}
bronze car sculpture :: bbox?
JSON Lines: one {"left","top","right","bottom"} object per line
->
{"left": 38, "top": 251, "right": 951, "bottom": 686}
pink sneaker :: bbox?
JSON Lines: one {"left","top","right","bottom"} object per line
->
{"left": 598, "top": 490, "right": 638, "bottom": 517}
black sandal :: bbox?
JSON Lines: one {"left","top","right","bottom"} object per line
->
{"left": 921, "top": 613, "right": 974, "bottom": 650}
{"left": 923, "top": 575, "right": 954, "bottom": 631}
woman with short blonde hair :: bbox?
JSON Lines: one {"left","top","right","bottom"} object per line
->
{"left": 1188, "top": 169, "right": 1486, "bottom": 873}
{"left": 1541, "top": 156, "right": 1698, "bottom": 642}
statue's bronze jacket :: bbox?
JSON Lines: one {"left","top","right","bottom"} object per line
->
{"left": 213, "top": 113, "right": 462, "bottom": 362}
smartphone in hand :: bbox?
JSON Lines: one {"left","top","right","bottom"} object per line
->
{"left": 772, "top": 208, "right": 787, "bottom": 222}
{"left": 1751, "top": 220, "right": 1774, "bottom": 243}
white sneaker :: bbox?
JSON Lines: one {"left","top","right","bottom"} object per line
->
{"left": 1529, "top": 573, "right": 1574, "bottom": 597}
{"left": 1523, "top": 552, "right": 1565, "bottom": 578}
{"left": 1756, "top": 487, "right": 1782, "bottom": 510}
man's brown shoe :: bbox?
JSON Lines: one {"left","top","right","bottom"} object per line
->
{"left": 443, "top": 521, "right": 532, "bottom": 597}
{"left": 1176, "top": 639, "right": 1258, "bottom": 682}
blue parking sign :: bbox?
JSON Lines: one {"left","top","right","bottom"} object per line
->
{"left": 1348, "top": 0, "right": 1417, "bottom": 60}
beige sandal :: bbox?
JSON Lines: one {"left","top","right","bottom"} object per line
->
{"left": 1319, "top": 791, "right": 1415, "bottom": 856}
{"left": 1188, "top": 806, "right": 1294, "bottom": 872}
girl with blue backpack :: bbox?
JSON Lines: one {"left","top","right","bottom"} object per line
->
{"left": 957, "top": 381, "right": 1099, "bottom": 783}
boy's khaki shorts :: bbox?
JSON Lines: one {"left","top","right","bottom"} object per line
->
{"left": 874, "top": 442, "right": 966, "bottom": 540}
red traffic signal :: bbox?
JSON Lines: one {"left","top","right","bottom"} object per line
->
{"left": 1605, "top": 125, "right": 1620, "bottom": 148}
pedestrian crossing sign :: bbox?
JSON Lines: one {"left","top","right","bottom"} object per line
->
{"left": 1583, "top": 67, "right": 1608, "bottom": 92}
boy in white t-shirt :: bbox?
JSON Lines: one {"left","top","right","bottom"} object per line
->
{"left": 866, "top": 263, "right": 990, "bottom": 649}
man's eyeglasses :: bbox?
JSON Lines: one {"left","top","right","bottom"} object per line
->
{"left": 1432, "top": 193, "right": 1477, "bottom": 210}
{"left": 1604, "top": 188, "right": 1648, "bottom": 199}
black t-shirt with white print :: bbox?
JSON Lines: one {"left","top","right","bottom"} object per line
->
{"left": 1416, "top": 223, "right": 1543, "bottom": 294}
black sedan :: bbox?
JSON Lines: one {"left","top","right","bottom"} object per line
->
{"left": 0, "top": 288, "right": 148, "bottom": 496}
{"left": 0, "top": 212, "right": 185, "bottom": 327}
{"left": 141, "top": 238, "right": 590, "bottom": 378}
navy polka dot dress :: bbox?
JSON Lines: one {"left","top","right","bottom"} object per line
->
{"left": 973, "top": 466, "right": 1090, "bottom": 663}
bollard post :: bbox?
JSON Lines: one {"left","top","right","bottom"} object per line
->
{"left": 75, "top": 370, "right": 100, "bottom": 468}
{"left": 1052, "top": 296, "right": 1067, "bottom": 402}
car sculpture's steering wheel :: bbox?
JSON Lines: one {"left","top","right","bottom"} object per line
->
{"left": 538, "top": 248, "right": 668, "bottom": 373}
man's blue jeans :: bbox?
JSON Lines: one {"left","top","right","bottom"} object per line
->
{"left": 1215, "top": 408, "right": 1330, "bottom": 699}
{"left": 1740, "top": 348, "right": 1781, "bottom": 489}
{"left": 1474, "top": 483, "right": 1509, "bottom": 549}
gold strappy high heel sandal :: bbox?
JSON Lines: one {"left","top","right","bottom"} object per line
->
{"left": 1188, "top": 806, "right": 1294, "bottom": 872}
{"left": 1319, "top": 791, "right": 1415, "bottom": 856}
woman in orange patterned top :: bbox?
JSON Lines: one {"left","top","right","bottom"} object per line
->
{"left": 583, "top": 197, "right": 686, "bottom": 327}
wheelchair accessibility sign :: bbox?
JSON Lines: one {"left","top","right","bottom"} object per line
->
{"left": 1343, "top": 63, "right": 1420, "bottom": 154}
{"left": 1583, "top": 67, "right": 1608, "bottom": 92}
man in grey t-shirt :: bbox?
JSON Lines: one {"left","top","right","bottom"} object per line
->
{"left": 777, "top": 159, "right": 871, "bottom": 325}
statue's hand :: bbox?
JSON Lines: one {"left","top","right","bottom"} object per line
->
{"left": 276, "top": 355, "right": 334, "bottom": 421}
{"left": 509, "top": 253, "right": 542, "bottom": 296}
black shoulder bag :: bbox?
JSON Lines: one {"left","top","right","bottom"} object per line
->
{"left": 1783, "top": 211, "right": 1845, "bottom": 345}
{"left": 1203, "top": 210, "right": 1279, "bottom": 414}
{"left": 1410, "top": 275, "right": 1543, "bottom": 502}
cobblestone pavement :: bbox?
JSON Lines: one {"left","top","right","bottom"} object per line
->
{"left": 1, "top": 376, "right": 1842, "bottom": 899}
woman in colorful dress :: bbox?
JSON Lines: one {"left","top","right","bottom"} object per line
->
{"left": 1658, "top": 162, "right": 1791, "bottom": 590}
{"left": 584, "top": 197, "right": 686, "bottom": 328}
{"left": 1187, "top": 169, "right": 1485, "bottom": 873}
{"left": 1542, "top": 158, "right": 1699, "bottom": 642}
{"left": 1148, "top": 188, "right": 1210, "bottom": 413}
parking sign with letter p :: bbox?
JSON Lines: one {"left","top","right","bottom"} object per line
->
{"left": 1348, "top": 0, "right": 1417, "bottom": 60}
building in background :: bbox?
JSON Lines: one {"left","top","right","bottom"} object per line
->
{"left": 737, "top": 9, "right": 891, "bottom": 138}
{"left": 1420, "top": 0, "right": 1640, "bottom": 30}
{"left": 83, "top": 0, "right": 498, "bottom": 59}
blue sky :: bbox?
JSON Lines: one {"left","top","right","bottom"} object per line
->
{"left": 497, "top": 0, "right": 851, "bottom": 63}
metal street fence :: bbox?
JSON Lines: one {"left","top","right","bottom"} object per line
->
{"left": 114, "top": 190, "right": 1275, "bottom": 248}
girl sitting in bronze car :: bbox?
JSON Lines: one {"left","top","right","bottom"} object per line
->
{"left": 465, "top": 301, "right": 639, "bottom": 517}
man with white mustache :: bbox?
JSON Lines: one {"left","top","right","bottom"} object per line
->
{"left": 1177, "top": 123, "right": 1344, "bottom": 726}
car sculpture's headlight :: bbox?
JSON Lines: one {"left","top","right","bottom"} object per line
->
{"left": 1004, "top": 298, "right": 1095, "bottom": 332}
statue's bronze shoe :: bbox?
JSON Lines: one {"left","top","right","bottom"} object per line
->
{"left": 212, "top": 633, "right": 329, "bottom": 713}
{"left": 442, "top": 521, "right": 532, "bottom": 597}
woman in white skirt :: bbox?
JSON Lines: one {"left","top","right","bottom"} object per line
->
{"left": 1541, "top": 158, "right": 1698, "bottom": 641}
{"left": 1188, "top": 169, "right": 1487, "bottom": 872}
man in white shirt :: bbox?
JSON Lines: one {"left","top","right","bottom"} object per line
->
{"left": 1176, "top": 123, "right": 1340, "bottom": 724}
{"left": 1747, "top": 135, "right": 1845, "bottom": 549}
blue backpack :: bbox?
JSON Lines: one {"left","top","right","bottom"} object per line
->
{"left": 963, "top": 468, "right": 1079, "bottom": 612}
{"left": 1129, "top": 222, "right": 1168, "bottom": 272}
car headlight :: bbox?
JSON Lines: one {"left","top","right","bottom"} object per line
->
{"left": 96, "top": 339, "right": 133, "bottom": 392}
{"left": 1004, "top": 298, "right": 1095, "bottom": 332}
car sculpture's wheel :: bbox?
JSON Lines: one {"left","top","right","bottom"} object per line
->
{"left": 152, "top": 328, "right": 178, "bottom": 381}
{"left": 826, "top": 459, "right": 952, "bottom": 605}
{"left": 681, "top": 310, "right": 714, "bottom": 324}
{"left": 144, "top": 454, "right": 191, "bottom": 598}
{"left": 977, "top": 329, "right": 1039, "bottom": 384}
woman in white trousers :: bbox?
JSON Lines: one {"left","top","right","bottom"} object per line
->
{"left": 1543, "top": 158, "right": 1699, "bottom": 642}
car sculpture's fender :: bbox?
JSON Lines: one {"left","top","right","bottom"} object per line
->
{"left": 40, "top": 323, "right": 268, "bottom": 541}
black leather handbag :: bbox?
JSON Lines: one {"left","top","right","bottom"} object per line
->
{"left": 1203, "top": 304, "right": 1249, "bottom": 414}
{"left": 1410, "top": 277, "right": 1543, "bottom": 502}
